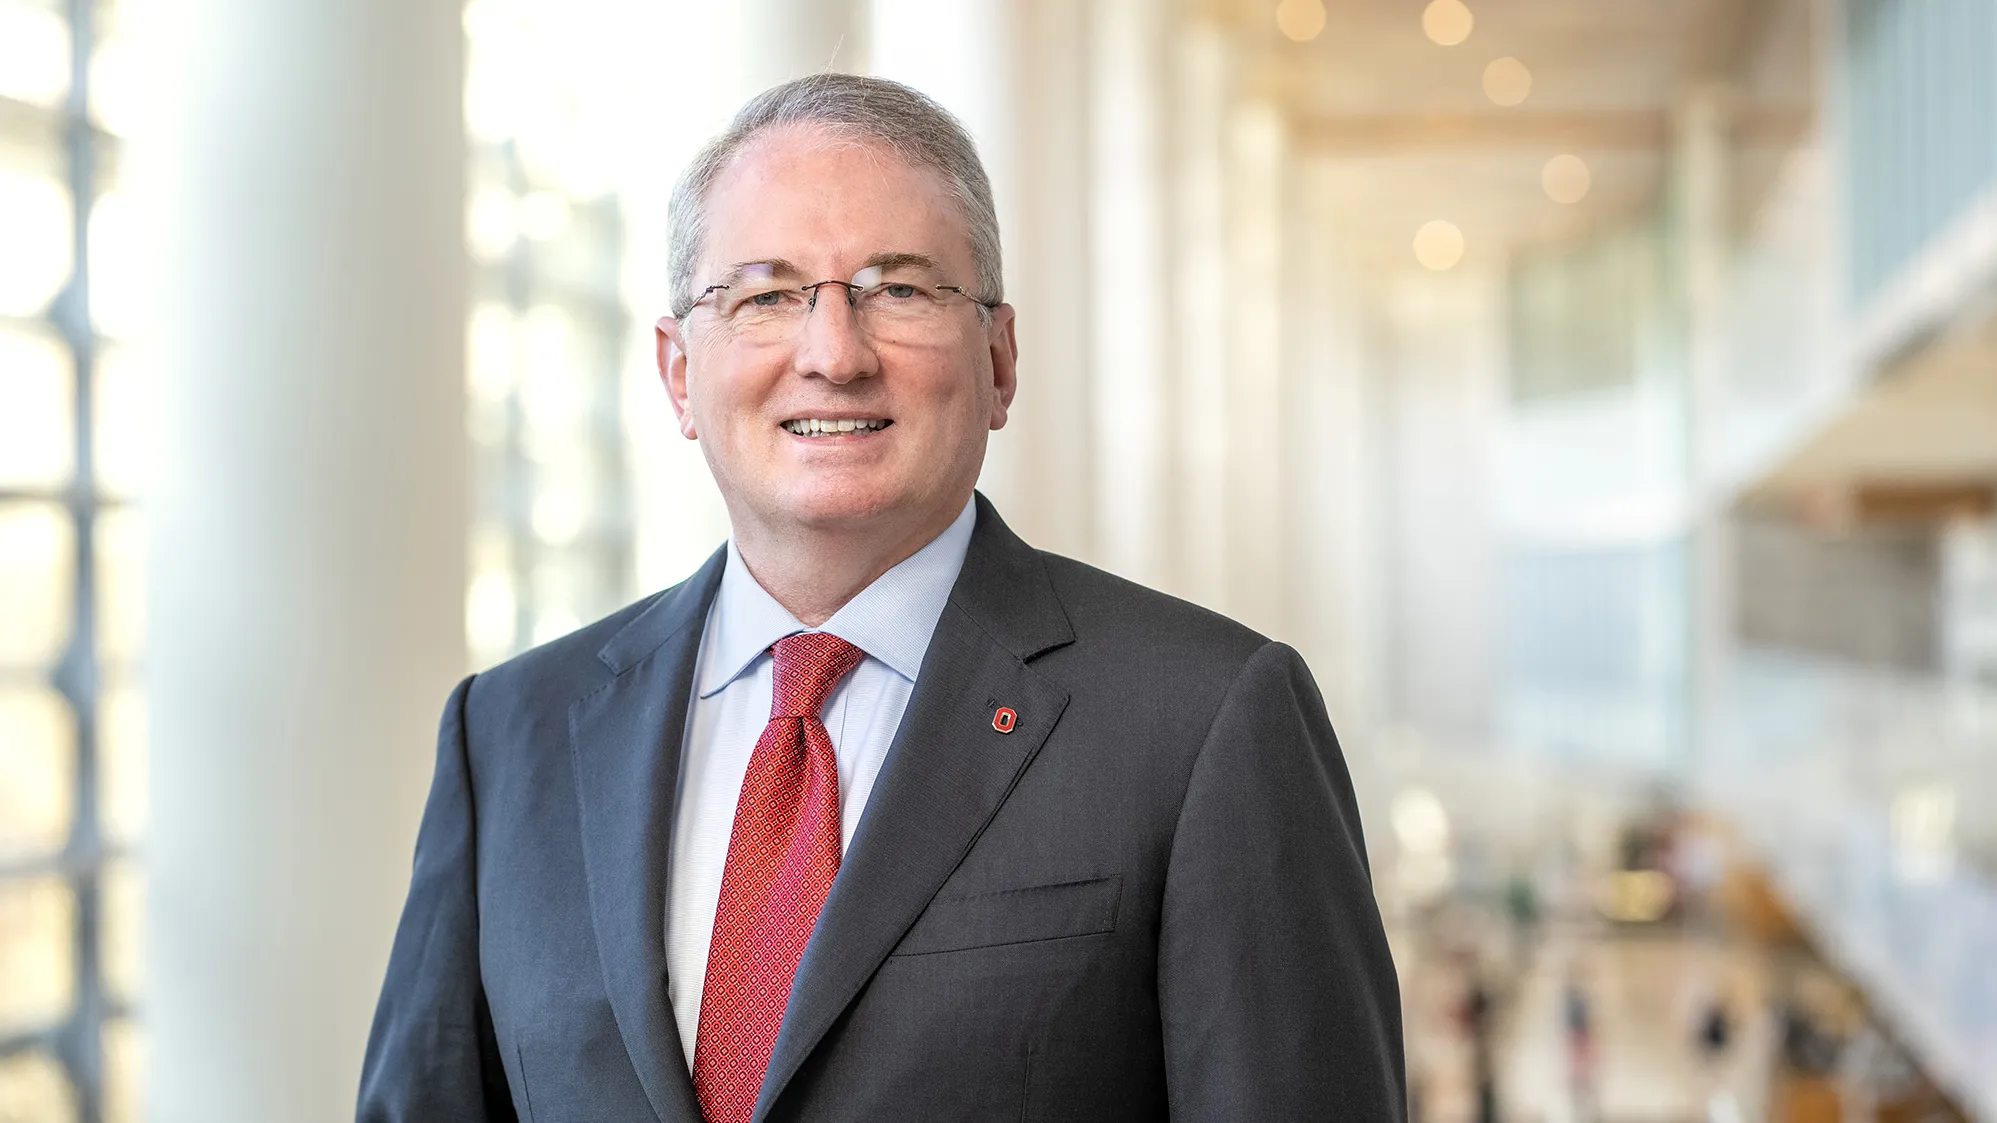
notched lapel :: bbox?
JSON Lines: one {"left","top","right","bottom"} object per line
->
{"left": 568, "top": 549, "right": 723, "bottom": 1123}
{"left": 755, "top": 501, "right": 1076, "bottom": 1122}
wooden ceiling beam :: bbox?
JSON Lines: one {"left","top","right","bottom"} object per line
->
{"left": 1298, "top": 109, "right": 1668, "bottom": 152}
{"left": 1295, "top": 107, "right": 1810, "bottom": 154}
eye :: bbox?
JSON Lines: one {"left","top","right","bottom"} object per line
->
{"left": 749, "top": 290, "right": 786, "bottom": 307}
{"left": 883, "top": 283, "right": 919, "bottom": 299}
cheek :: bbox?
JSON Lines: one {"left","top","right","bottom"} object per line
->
{"left": 688, "top": 356, "right": 779, "bottom": 433}
{"left": 911, "top": 351, "right": 992, "bottom": 413}
{"left": 950, "top": 364, "right": 998, "bottom": 424}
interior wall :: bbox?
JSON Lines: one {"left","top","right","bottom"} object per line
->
{"left": 1736, "top": 514, "right": 1942, "bottom": 670}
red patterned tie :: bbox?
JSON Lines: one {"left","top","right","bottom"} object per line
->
{"left": 693, "top": 632, "right": 865, "bottom": 1123}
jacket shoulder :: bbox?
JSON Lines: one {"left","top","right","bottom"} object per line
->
{"left": 1033, "top": 551, "right": 1271, "bottom": 672}
{"left": 461, "top": 587, "right": 670, "bottom": 722}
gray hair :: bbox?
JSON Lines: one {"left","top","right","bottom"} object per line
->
{"left": 667, "top": 73, "right": 1004, "bottom": 318}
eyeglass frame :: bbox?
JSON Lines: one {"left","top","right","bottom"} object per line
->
{"left": 677, "top": 264, "right": 1001, "bottom": 327}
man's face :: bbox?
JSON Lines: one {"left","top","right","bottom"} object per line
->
{"left": 657, "top": 126, "right": 1017, "bottom": 543}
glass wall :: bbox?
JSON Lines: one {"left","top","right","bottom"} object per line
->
{"left": 1499, "top": 215, "right": 1691, "bottom": 772}
{"left": 1844, "top": 0, "right": 1997, "bottom": 303}
{"left": 461, "top": 0, "right": 639, "bottom": 668}
{"left": 0, "top": 0, "right": 146, "bottom": 1119}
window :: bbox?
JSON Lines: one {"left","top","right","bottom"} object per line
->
{"left": 0, "top": 0, "right": 146, "bottom": 1118}
{"left": 462, "top": 0, "right": 637, "bottom": 666}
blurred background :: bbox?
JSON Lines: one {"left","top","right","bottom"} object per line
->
{"left": 2, "top": 0, "right": 1995, "bottom": 1119}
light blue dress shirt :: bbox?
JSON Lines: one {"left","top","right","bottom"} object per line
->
{"left": 665, "top": 497, "right": 977, "bottom": 1068}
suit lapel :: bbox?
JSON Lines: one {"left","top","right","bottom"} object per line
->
{"left": 755, "top": 497, "right": 1075, "bottom": 1121}
{"left": 568, "top": 547, "right": 725, "bottom": 1123}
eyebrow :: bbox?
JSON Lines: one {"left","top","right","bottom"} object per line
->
{"left": 717, "top": 258, "right": 803, "bottom": 286}
{"left": 858, "top": 251, "right": 941, "bottom": 274}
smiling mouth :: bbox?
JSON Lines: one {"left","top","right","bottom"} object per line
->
{"left": 781, "top": 418, "right": 894, "bottom": 437}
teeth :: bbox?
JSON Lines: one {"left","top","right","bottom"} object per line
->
{"left": 783, "top": 418, "right": 890, "bottom": 436}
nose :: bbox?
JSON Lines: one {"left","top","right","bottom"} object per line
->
{"left": 792, "top": 285, "right": 878, "bottom": 385}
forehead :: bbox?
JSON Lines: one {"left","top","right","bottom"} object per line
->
{"left": 701, "top": 125, "right": 975, "bottom": 274}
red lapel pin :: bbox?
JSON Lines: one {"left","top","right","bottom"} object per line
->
{"left": 992, "top": 707, "right": 1017, "bottom": 734}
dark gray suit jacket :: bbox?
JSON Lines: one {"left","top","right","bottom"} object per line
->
{"left": 358, "top": 495, "right": 1405, "bottom": 1121}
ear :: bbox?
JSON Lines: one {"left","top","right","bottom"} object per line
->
{"left": 985, "top": 303, "right": 1019, "bottom": 431}
{"left": 656, "top": 315, "right": 698, "bottom": 440}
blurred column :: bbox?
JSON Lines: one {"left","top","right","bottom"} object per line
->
{"left": 1003, "top": 0, "right": 1095, "bottom": 560}
{"left": 139, "top": 0, "right": 466, "bottom": 1117}
{"left": 1169, "top": 21, "right": 1236, "bottom": 608}
{"left": 1168, "top": 23, "right": 1297, "bottom": 631}
{"left": 1286, "top": 155, "right": 1386, "bottom": 731}
{"left": 871, "top": 0, "right": 1097, "bottom": 559}
{"left": 1676, "top": 83, "right": 1733, "bottom": 779}
{"left": 1224, "top": 99, "right": 1291, "bottom": 637}
{"left": 1087, "top": 0, "right": 1174, "bottom": 585}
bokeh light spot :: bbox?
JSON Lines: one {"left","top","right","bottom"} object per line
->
{"left": 1422, "top": 0, "right": 1474, "bottom": 46}
{"left": 0, "top": 172, "right": 74, "bottom": 318}
{"left": 0, "top": 4, "right": 70, "bottom": 108}
{"left": 1482, "top": 56, "right": 1531, "bottom": 106}
{"left": 1412, "top": 220, "right": 1466, "bottom": 270}
{"left": 1542, "top": 153, "right": 1592, "bottom": 204}
{"left": 1275, "top": 0, "right": 1327, "bottom": 43}
{"left": 1391, "top": 788, "right": 1451, "bottom": 854}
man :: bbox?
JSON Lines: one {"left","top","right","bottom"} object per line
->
{"left": 359, "top": 73, "right": 1403, "bottom": 1122}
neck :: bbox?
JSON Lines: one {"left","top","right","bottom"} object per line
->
{"left": 731, "top": 497, "right": 969, "bottom": 626}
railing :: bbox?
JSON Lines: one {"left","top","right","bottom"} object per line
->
{"left": 1709, "top": 649, "right": 1997, "bottom": 1120}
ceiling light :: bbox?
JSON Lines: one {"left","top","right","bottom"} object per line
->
{"left": 1542, "top": 154, "right": 1592, "bottom": 203}
{"left": 1482, "top": 56, "right": 1531, "bottom": 106}
{"left": 1413, "top": 220, "right": 1465, "bottom": 270}
{"left": 1422, "top": 0, "right": 1474, "bottom": 46}
{"left": 1391, "top": 788, "right": 1451, "bottom": 854}
{"left": 1275, "top": 0, "right": 1327, "bottom": 42}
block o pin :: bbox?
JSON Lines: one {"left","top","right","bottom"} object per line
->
{"left": 992, "top": 707, "right": 1018, "bottom": 734}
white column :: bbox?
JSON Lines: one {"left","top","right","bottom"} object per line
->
{"left": 139, "top": 0, "right": 467, "bottom": 1117}
{"left": 1169, "top": 21, "right": 1235, "bottom": 608}
{"left": 1676, "top": 83, "right": 1734, "bottom": 781}
{"left": 1286, "top": 156, "right": 1385, "bottom": 731}
{"left": 1087, "top": 0, "right": 1174, "bottom": 586}
{"left": 1002, "top": 0, "right": 1096, "bottom": 560}
{"left": 1224, "top": 100, "right": 1290, "bottom": 637}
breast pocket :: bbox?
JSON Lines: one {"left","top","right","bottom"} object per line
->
{"left": 891, "top": 874, "right": 1122, "bottom": 957}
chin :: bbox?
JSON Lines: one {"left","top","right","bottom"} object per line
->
{"left": 774, "top": 478, "right": 909, "bottom": 531}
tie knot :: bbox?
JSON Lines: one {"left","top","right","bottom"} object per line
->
{"left": 769, "top": 632, "right": 866, "bottom": 719}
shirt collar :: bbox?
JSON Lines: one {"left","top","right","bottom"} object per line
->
{"left": 695, "top": 497, "right": 978, "bottom": 698}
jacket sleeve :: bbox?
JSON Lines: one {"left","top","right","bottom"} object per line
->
{"left": 1158, "top": 641, "right": 1407, "bottom": 1121}
{"left": 357, "top": 674, "right": 520, "bottom": 1123}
